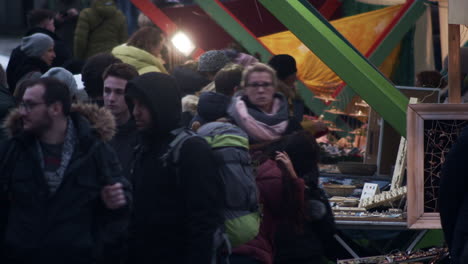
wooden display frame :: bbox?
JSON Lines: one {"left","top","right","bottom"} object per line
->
{"left": 407, "top": 104, "right": 468, "bottom": 229}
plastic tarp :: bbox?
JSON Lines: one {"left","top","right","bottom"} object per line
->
{"left": 259, "top": 5, "right": 403, "bottom": 97}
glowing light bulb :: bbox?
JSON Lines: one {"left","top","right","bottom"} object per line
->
{"left": 171, "top": 32, "right": 195, "bottom": 56}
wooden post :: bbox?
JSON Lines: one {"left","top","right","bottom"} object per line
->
{"left": 448, "top": 24, "right": 461, "bottom": 103}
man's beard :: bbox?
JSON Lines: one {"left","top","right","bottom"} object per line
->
{"left": 24, "top": 112, "right": 53, "bottom": 137}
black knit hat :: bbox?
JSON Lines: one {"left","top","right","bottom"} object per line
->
{"left": 81, "top": 52, "right": 122, "bottom": 98}
{"left": 268, "top": 54, "right": 297, "bottom": 81}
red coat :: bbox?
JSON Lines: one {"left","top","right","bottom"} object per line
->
{"left": 232, "top": 159, "right": 305, "bottom": 264}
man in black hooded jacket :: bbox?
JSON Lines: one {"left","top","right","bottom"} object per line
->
{"left": 125, "top": 72, "right": 225, "bottom": 263}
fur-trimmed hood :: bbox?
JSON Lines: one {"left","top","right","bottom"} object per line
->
{"left": 3, "top": 103, "right": 116, "bottom": 142}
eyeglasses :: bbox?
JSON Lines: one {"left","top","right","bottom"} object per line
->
{"left": 246, "top": 82, "right": 273, "bottom": 88}
{"left": 18, "top": 101, "right": 47, "bottom": 112}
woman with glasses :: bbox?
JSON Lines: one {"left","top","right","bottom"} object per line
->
{"left": 228, "top": 63, "right": 302, "bottom": 144}
{"left": 225, "top": 63, "right": 302, "bottom": 264}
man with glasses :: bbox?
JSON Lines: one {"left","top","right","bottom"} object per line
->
{"left": 0, "top": 78, "right": 132, "bottom": 263}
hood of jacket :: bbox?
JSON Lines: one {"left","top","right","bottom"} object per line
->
{"left": 126, "top": 72, "right": 181, "bottom": 136}
{"left": 197, "top": 91, "right": 230, "bottom": 123}
{"left": 112, "top": 44, "right": 167, "bottom": 74}
{"left": 3, "top": 103, "right": 116, "bottom": 142}
{"left": 91, "top": 0, "right": 118, "bottom": 18}
{"left": 26, "top": 27, "right": 59, "bottom": 41}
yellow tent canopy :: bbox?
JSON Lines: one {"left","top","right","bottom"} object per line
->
{"left": 259, "top": 5, "right": 403, "bottom": 97}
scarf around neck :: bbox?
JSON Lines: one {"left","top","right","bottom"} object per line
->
{"left": 37, "top": 117, "right": 77, "bottom": 194}
{"left": 228, "top": 93, "right": 289, "bottom": 142}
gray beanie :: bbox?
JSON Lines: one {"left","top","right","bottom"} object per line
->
{"left": 198, "top": 50, "right": 230, "bottom": 73}
{"left": 42, "top": 67, "right": 86, "bottom": 101}
{"left": 21, "top": 33, "right": 54, "bottom": 58}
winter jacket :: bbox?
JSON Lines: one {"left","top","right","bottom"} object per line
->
{"left": 6, "top": 47, "right": 50, "bottom": 94}
{"left": 74, "top": 0, "right": 127, "bottom": 59}
{"left": 26, "top": 27, "right": 72, "bottom": 68}
{"left": 0, "top": 104, "right": 132, "bottom": 264}
{"left": 112, "top": 44, "right": 168, "bottom": 74}
{"left": 125, "top": 73, "right": 225, "bottom": 263}
{"left": 109, "top": 118, "right": 139, "bottom": 179}
{"left": 0, "top": 84, "right": 14, "bottom": 142}
{"left": 441, "top": 125, "right": 468, "bottom": 263}
{"left": 233, "top": 159, "right": 304, "bottom": 264}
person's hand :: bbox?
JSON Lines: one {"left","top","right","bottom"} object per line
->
{"left": 101, "top": 183, "right": 126, "bottom": 209}
{"left": 215, "top": 117, "right": 230, "bottom": 123}
{"left": 191, "top": 121, "right": 201, "bottom": 132}
{"left": 275, "top": 151, "right": 298, "bottom": 179}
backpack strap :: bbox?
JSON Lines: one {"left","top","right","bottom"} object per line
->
{"left": 161, "top": 128, "right": 197, "bottom": 167}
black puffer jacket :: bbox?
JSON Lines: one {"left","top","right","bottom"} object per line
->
{"left": 0, "top": 104, "right": 132, "bottom": 264}
{"left": 126, "top": 73, "right": 225, "bottom": 264}
{"left": 25, "top": 27, "right": 73, "bottom": 68}
{"left": 6, "top": 47, "right": 50, "bottom": 94}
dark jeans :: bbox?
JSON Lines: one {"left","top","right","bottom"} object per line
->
{"left": 229, "top": 254, "right": 262, "bottom": 264}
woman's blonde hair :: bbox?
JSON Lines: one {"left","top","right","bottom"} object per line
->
{"left": 241, "top": 62, "right": 278, "bottom": 90}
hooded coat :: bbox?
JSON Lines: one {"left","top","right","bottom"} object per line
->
{"left": 6, "top": 47, "right": 50, "bottom": 94}
{"left": 125, "top": 73, "right": 225, "bottom": 263}
{"left": 112, "top": 44, "right": 168, "bottom": 74}
{"left": 440, "top": 126, "right": 468, "bottom": 264}
{"left": 0, "top": 104, "right": 132, "bottom": 264}
{"left": 74, "top": 0, "right": 128, "bottom": 59}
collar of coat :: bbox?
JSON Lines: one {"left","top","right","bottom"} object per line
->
{"left": 2, "top": 103, "right": 116, "bottom": 142}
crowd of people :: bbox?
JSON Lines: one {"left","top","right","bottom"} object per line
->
{"left": 0, "top": 1, "right": 337, "bottom": 264}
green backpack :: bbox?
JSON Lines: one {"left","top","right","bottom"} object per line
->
{"left": 163, "top": 123, "right": 261, "bottom": 248}
{"left": 197, "top": 122, "right": 261, "bottom": 247}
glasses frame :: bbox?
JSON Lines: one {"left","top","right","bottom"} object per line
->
{"left": 18, "top": 101, "right": 47, "bottom": 112}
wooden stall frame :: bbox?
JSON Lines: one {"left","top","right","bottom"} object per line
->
{"left": 407, "top": 104, "right": 468, "bottom": 229}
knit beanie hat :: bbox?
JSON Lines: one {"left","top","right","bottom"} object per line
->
{"left": 234, "top": 53, "right": 259, "bottom": 68}
{"left": 42, "top": 67, "right": 79, "bottom": 99}
{"left": 268, "top": 54, "right": 297, "bottom": 81}
{"left": 81, "top": 52, "right": 122, "bottom": 98}
{"left": 21, "top": 33, "right": 54, "bottom": 58}
{"left": 198, "top": 50, "right": 230, "bottom": 72}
